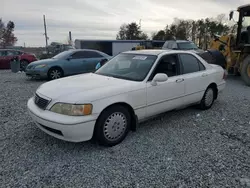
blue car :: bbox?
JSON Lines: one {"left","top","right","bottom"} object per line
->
{"left": 25, "top": 49, "right": 111, "bottom": 80}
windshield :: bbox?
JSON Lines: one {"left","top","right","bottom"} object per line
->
{"left": 178, "top": 42, "right": 198, "bottom": 50}
{"left": 242, "top": 16, "right": 250, "bottom": 31}
{"left": 52, "top": 51, "right": 72, "bottom": 59}
{"left": 95, "top": 53, "right": 157, "bottom": 81}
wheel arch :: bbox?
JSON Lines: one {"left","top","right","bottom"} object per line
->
{"left": 94, "top": 102, "right": 138, "bottom": 133}
{"left": 207, "top": 82, "right": 218, "bottom": 99}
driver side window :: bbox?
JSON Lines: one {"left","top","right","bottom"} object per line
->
{"left": 149, "top": 54, "right": 180, "bottom": 80}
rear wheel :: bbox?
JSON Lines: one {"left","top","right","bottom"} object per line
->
{"left": 199, "top": 87, "right": 215, "bottom": 110}
{"left": 48, "top": 67, "right": 63, "bottom": 80}
{"left": 95, "top": 105, "right": 131, "bottom": 146}
{"left": 241, "top": 56, "right": 250, "bottom": 86}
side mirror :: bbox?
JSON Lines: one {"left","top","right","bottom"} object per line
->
{"left": 151, "top": 73, "right": 168, "bottom": 86}
{"left": 229, "top": 11, "right": 234, "bottom": 20}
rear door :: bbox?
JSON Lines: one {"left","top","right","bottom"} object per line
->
{"left": 82, "top": 51, "right": 106, "bottom": 72}
{"left": 178, "top": 53, "right": 210, "bottom": 105}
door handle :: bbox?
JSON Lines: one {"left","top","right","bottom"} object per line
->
{"left": 202, "top": 73, "right": 208, "bottom": 77}
{"left": 176, "top": 78, "right": 184, "bottom": 83}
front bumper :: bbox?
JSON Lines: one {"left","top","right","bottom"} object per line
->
{"left": 25, "top": 69, "right": 48, "bottom": 79}
{"left": 27, "top": 98, "right": 97, "bottom": 142}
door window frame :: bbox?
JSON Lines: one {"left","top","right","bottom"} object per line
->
{"left": 147, "top": 53, "right": 181, "bottom": 81}
{"left": 178, "top": 53, "right": 206, "bottom": 75}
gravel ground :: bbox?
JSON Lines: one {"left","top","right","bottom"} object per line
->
{"left": 0, "top": 70, "right": 250, "bottom": 188}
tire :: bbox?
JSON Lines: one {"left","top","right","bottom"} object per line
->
{"left": 20, "top": 60, "right": 29, "bottom": 71}
{"left": 241, "top": 55, "right": 250, "bottom": 86}
{"left": 95, "top": 105, "right": 131, "bottom": 147}
{"left": 199, "top": 86, "right": 215, "bottom": 110}
{"left": 48, "top": 67, "right": 63, "bottom": 80}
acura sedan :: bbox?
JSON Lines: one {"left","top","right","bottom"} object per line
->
{"left": 27, "top": 50, "right": 226, "bottom": 146}
{"left": 25, "top": 49, "right": 111, "bottom": 80}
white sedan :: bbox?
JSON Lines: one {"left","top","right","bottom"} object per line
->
{"left": 27, "top": 50, "right": 226, "bottom": 146}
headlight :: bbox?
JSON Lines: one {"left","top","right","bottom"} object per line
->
{"left": 50, "top": 103, "right": 92, "bottom": 116}
{"left": 35, "top": 64, "right": 47, "bottom": 68}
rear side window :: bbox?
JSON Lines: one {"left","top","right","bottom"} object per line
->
{"left": 71, "top": 51, "right": 86, "bottom": 59}
{"left": 84, "top": 51, "right": 103, "bottom": 58}
{"left": 179, "top": 54, "right": 205, "bottom": 74}
{"left": 72, "top": 51, "right": 103, "bottom": 59}
{"left": 6, "top": 51, "right": 16, "bottom": 56}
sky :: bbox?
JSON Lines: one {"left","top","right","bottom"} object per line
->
{"left": 2, "top": 0, "right": 250, "bottom": 47}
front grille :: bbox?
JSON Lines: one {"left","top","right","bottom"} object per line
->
{"left": 34, "top": 94, "right": 50, "bottom": 110}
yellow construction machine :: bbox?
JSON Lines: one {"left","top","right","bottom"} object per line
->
{"left": 209, "top": 4, "right": 250, "bottom": 86}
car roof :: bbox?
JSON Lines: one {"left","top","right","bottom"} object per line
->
{"left": 67, "top": 49, "right": 100, "bottom": 52}
{"left": 0, "top": 49, "right": 23, "bottom": 52}
{"left": 123, "top": 49, "right": 202, "bottom": 57}
{"left": 0, "top": 49, "right": 18, "bottom": 51}
{"left": 123, "top": 49, "right": 171, "bottom": 55}
{"left": 164, "top": 40, "right": 192, "bottom": 43}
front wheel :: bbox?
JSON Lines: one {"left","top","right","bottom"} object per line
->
{"left": 48, "top": 67, "right": 63, "bottom": 80}
{"left": 199, "top": 87, "right": 215, "bottom": 110}
{"left": 241, "top": 56, "right": 250, "bottom": 86}
{"left": 95, "top": 105, "right": 131, "bottom": 146}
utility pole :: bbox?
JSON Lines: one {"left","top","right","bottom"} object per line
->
{"left": 43, "top": 15, "right": 48, "bottom": 53}
{"left": 69, "top": 31, "right": 72, "bottom": 45}
{"left": 139, "top": 19, "right": 142, "bottom": 28}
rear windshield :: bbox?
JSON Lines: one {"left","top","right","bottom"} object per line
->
{"left": 178, "top": 42, "right": 198, "bottom": 50}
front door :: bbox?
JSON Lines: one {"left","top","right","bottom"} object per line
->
{"left": 146, "top": 54, "right": 185, "bottom": 117}
{"left": 64, "top": 51, "right": 88, "bottom": 75}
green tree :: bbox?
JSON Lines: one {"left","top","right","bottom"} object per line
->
{"left": 151, "top": 13, "right": 233, "bottom": 49}
{"left": 152, "top": 30, "right": 165, "bottom": 40}
{"left": 139, "top": 32, "right": 148, "bottom": 40}
{"left": 0, "top": 19, "right": 17, "bottom": 48}
{"left": 116, "top": 24, "right": 127, "bottom": 40}
{"left": 116, "top": 22, "right": 148, "bottom": 40}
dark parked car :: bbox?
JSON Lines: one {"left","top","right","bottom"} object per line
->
{"left": 25, "top": 49, "right": 112, "bottom": 80}
{"left": 0, "top": 49, "right": 37, "bottom": 70}
{"left": 162, "top": 40, "right": 204, "bottom": 53}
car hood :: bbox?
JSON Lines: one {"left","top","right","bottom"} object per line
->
{"left": 36, "top": 73, "right": 138, "bottom": 103}
{"left": 29, "top": 58, "right": 57, "bottom": 65}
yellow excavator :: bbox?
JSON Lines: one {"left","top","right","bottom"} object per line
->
{"left": 209, "top": 4, "right": 250, "bottom": 86}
